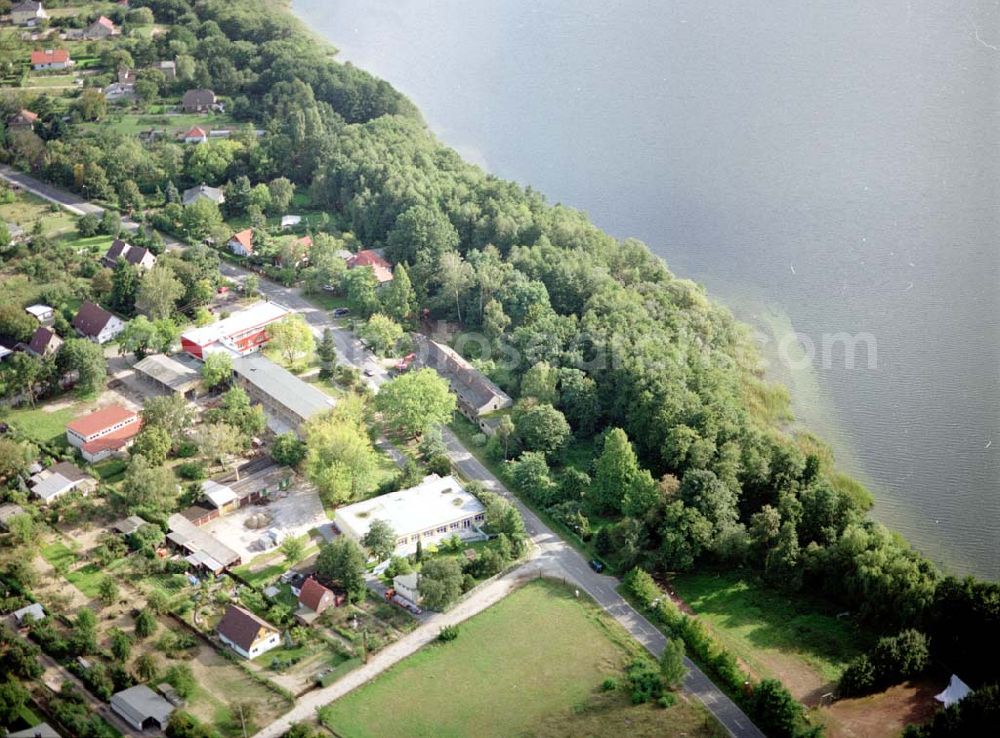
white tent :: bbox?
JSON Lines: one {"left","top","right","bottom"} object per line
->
{"left": 934, "top": 674, "right": 971, "bottom": 708}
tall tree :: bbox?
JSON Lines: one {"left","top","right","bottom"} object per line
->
{"left": 57, "top": 338, "right": 107, "bottom": 395}
{"left": 361, "top": 519, "right": 396, "bottom": 562}
{"left": 316, "top": 538, "right": 367, "bottom": 602}
{"left": 136, "top": 264, "right": 184, "bottom": 320}
{"left": 268, "top": 314, "right": 315, "bottom": 367}
{"left": 201, "top": 351, "right": 233, "bottom": 390}
{"left": 591, "top": 428, "right": 639, "bottom": 514}
{"left": 381, "top": 263, "right": 414, "bottom": 322}
{"left": 109, "top": 259, "right": 140, "bottom": 315}
{"left": 659, "top": 638, "right": 687, "bottom": 689}
{"left": 375, "top": 368, "right": 456, "bottom": 438}
{"left": 316, "top": 327, "right": 338, "bottom": 378}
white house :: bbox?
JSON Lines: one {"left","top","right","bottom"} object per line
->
{"left": 393, "top": 572, "right": 421, "bottom": 605}
{"left": 216, "top": 605, "right": 281, "bottom": 659}
{"left": 333, "top": 474, "right": 487, "bottom": 555}
{"left": 24, "top": 304, "right": 53, "bottom": 323}
{"left": 72, "top": 302, "right": 125, "bottom": 344}
{"left": 30, "top": 49, "right": 72, "bottom": 71}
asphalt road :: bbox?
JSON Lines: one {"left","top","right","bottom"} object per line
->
{"left": 2, "top": 165, "right": 766, "bottom": 738}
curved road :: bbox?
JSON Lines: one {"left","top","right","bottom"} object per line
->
{"left": 0, "top": 165, "right": 765, "bottom": 738}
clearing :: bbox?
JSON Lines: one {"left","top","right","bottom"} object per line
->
{"left": 320, "top": 579, "right": 722, "bottom": 738}
{"left": 671, "top": 571, "right": 871, "bottom": 702}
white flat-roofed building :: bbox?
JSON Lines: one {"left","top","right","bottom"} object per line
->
{"left": 333, "top": 474, "right": 487, "bottom": 555}
{"left": 180, "top": 301, "right": 291, "bottom": 360}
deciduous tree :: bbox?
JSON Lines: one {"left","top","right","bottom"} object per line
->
{"left": 375, "top": 368, "right": 456, "bottom": 438}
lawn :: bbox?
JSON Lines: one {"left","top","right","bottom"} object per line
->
{"left": 671, "top": 570, "right": 872, "bottom": 685}
{"left": 0, "top": 401, "right": 85, "bottom": 445}
{"left": 40, "top": 540, "right": 117, "bottom": 598}
{"left": 320, "top": 579, "right": 720, "bottom": 738}
{"left": 81, "top": 112, "right": 240, "bottom": 136}
{"left": 0, "top": 192, "right": 77, "bottom": 234}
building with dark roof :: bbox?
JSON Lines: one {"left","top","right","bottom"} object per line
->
{"left": 182, "top": 183, "right": 225, "bottom": 206}
{"left": 7, "top": 721, "right": 60, "bottom": 738}
{"left": 132, "top": 353, "right": 202, "bottom": 397}
{"left": 11, "top": 2, "right": 48, "bottom": 27}
{"left": 101, "top": 239, "right": 156, "bottom": 270}
{"left": 110, "top": 684, "right": 174, "bottom": 731}
{"left": 216, "top": 604, "right": 280, "bottom": 659}
{"left": 29, "top": 462, "right": 96, "bottom": 504}
{"left": 26, "top": 326, "right": 62, "bottom": 357}
{"left": 181, "top": 88, "right": 217, "bottom": 112}
{"left": 72, "top": 301, "right": 125, "bottom": 344}
{"left": 413, "top": 335, "right": 512, "bottom": 431}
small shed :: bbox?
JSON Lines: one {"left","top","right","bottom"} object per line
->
{"left": 12, "top": 602, "right": 45, "bottom": 625}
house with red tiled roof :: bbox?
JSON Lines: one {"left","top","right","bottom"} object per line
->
{"left": 228, "top": 228, "right": 254, "bottom": 257}
{"left": 66, "top": 404, "right": 140, "bottom": 463}
{"left": 216, "top": 605, "right": 280, "bottom": 659}
{"left": 8, "top": 109, "right": 38, "bottom": 129}
{"left": 295, "top": 577, "right": 342, "bottom": 625}
{"left": 31, "top": 49, "right": 73, "bottom": 71}
{"left": 183, "top": 126, "right": 208, "bottom": 144}
{"left": 347, "top": 249, "right": 393, "bottom": 285}
{"left": 72, "top": 301, "right": 125, "bottom": 344}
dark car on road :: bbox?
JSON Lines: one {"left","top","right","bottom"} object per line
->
{"left": 589, "top": 559, "right": 605, "bottom": 573}
{"left": 332, "top": 307, "right": 350, "bottom": 317}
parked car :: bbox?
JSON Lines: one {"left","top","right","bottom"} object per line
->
{"left": 363, "top": 367, "right": 375, "bottom": 377}
{"left": 588, "top": 559, "right": 605, "bottom": 573}
{"left": 332, "top": 307, "right": 350, "bottom": 317}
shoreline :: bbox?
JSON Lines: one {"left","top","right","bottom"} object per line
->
{"left": 284, "top": 1, "right": 980, "bottom": 579}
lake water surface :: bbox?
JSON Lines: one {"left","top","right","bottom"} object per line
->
{"left": 295, "top": 0, "right": 1000, "bottom": 578}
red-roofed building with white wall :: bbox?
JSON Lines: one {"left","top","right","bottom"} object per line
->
{"left": 180, "top": 301, "right": 291, "bottom": 360}
{"left": 66, "top": 405, "right": 141, "bottom": 462}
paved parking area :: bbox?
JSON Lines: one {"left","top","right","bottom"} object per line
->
{"left": 200, "top": 482, "right": 328, "bottom": 561}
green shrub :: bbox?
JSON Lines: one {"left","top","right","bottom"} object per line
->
{"left": 175, "top": 462, "right": 205, "bottom": 481}
{"left": 601, "top": 677, "right": 618, "bottom": 691}
{"left": 626, "top": 658, "right": 663, "bottom": 704}
{"left": 438, "top": 625, "right": 459, "bottom": 642}
{"left": 658, "top": 692, "right": 677, "bottom": 708}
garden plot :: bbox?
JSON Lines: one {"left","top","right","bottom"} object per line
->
{"left": 200, "top": 482, "right": 327, "bottom": 561}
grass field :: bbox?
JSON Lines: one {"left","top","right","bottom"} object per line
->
{"left": 0, "top": 192, "right": 77, "bottom": 234}
{"left": 1, "top": 402, "right": 85, "bottom": 445}
{"left": 672, "top": 571, "right": 871, "bottom": 685}
{"left": 40, "top": 540, "right": 114, "bottom": 598}
{"left": 320, "top": 579, "right": 721, "bottom": 738}
{"left": 81, "top": 112, "right": 240, "bottom": 136}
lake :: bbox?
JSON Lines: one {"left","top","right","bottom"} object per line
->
{"left": 295, "top": 0, "right": 1000, "bottom": 578}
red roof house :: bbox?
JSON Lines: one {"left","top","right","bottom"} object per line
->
{"left": 31, "top": 49, "right": 72, "bottom": 69}
{"left": 347, "top": 250, "right": 393, "bottom": 284}
{"left": 295, "top": 577, "right": 342, "bottom": 625}
{"left": 9, "top": 109, "right": 38, "bottom": 128}
{"left": 183, "top": 126, "right": 207, "bottom": 144}
{"left": 66, "top": 405, "right": 140, "bottom": 463}
{"left": 228, "top": 229, "right": 254, "bottom": 257}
